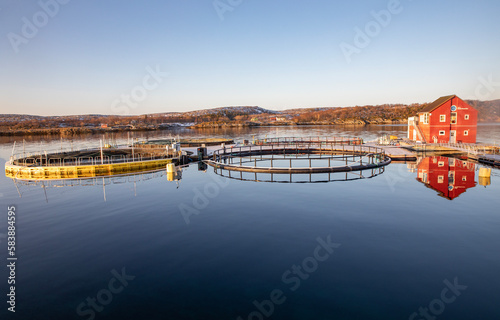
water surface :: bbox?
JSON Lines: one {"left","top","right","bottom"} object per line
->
{"left": 1, "top": 125, "right": 499, "bottom": 320}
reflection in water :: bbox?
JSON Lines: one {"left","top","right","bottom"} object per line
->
{"left": 1, "top": 129, "right": 499, "bottom": 320}
{"left": 166, "top": 164, "right": 183, "bottom": 188}
{"left": 198, "top": 161, "right": 208, "bottom": 172}
{"left": 6, "top": 154, "right": 495, "bottom": 202}
{"left": 415, "top": 156, "right": 479, "bottom": 200}
{"left": 213, "top": 166, "right": 386, "bottom": 183}
{"left": 10, "top": 166, "right": 184, "bottom": 202}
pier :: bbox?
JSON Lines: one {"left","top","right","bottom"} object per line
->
{"left": 404, "top": 142, "right": 500, "bottom": 167}
{"left": 468, "top": 154, "right": 500, "bottom": 167}
{"left": 364, "top": 143, "right": 417, "bottom": 161}
{"left": 140, "top": 138, "right": 234, "bottom": 147}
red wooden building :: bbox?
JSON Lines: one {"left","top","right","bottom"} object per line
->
{"left": 416, "top": 156, "right": 477, "bottom": 200}
{"left": 408, "top": 95, "right": 478, "bottom": 143}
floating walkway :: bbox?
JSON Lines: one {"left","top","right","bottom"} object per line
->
{"left": 141, "top": 138, "right": 234, "bottom": 147}
{"left": 253, "top": 136, "right": 363, "bottom": 146}
{"left": 403, "top": 142, "right": 500, "bottom": 167}
{"left": 468, "top": 154, "right": 500, "bottom": 167}
{"left": 253, "top": 137, "right": 416, "bottom": 162}
{"left": 364, "top": 143, "right": 417, "bottom": 161}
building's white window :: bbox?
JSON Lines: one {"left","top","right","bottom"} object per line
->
{"left": 438, "top": 175, "right": 444, "bottom": 183}
{"left": 462, "top": 176, "right": 467, "bottom": 182}
{"left": 423, "top": 113, "right": 429, "bottom": 124}
{"left": 438, "top": 161, "right": 445, "bottom": 167}
{"left": 465, "top": 114, "right": 470, "bottom": 120}
{"left": 450, "top": 158, "right": 455, "bottom": 166}
{"left": 440, "top": 115, "right": 446, "bottom": 122}
{"left": 420, "top": 113, "right": 429, "bottom": 124}
{"left": 439, "top": 130, "right": 446, "bottom": 136}
{"left": 464, "top": 130, "right": 469, "bottom": 136}
{"left": 450, "top": 112, "right": 457, "bottom": 124}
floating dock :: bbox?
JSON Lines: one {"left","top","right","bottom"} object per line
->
{"left": 140, "top": 138, "right": 234, "bottom": 147}
{"left": 468, "top": 154, "right": 500, "bottom": 167}
{"left": 402, "top": 142, "right": 500, "bottom": 167}
{"left": 359, "top": 143, "right": 417, "bottom": 161}
{"left": 252, "top": 137, "right": 417, "bottom": 162}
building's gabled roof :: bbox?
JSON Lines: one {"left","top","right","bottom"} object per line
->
{"left": 419, "top": 95, "right": 456, "bottom": 113}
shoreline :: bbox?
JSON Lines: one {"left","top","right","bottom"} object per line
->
{"left": 1, "top": 121, "right": 498, "bottom": 137}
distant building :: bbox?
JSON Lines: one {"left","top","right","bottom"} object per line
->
{"left": 416, "top": 156, "right": 476, "bottom": 200}
{"left": 408, "top": 95, "right": 478, "bottom": 143}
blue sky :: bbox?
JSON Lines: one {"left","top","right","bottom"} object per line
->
{"left": 1, "top": 0, "right": 499, "bottom": 115}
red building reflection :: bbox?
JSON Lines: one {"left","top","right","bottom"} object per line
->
{"left": 416, "top": 156, "right": 477, "bottom": 200}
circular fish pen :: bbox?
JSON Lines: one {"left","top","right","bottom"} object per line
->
{"left": 5, "top": 144, "right": 186, "bottom": 181}
{"left": 205, "top": 137, "right": 391, "bottom": 181}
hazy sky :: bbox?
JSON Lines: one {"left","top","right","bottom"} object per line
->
{"left": 1, "top": 0, "right": 499, "bottom": 116}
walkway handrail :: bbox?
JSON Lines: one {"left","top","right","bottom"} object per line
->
{"left": 253, "top": 136, "right": 363, "bottom": 146}
{"left": 11, "top": 146, "right": 181, "bottom": 167}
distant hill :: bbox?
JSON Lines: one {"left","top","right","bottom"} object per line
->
{"left": 152, "top": 106, "right": 277, "bottom": 118}
{"left": 290, "top": 104, "right": 425, "bottom": 124}
{"left": 466, "top": 99, "right": 500, "bottom": 122}
{"left": 289, "top": 99, "right": 499, "bottom": 124}
{"left": 186, "top": 106, "right": 277, "bottom": 117}
{"left": 1, "top": 99, "right": 498, "bottom": 135}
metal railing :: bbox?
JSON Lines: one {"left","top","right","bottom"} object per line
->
{"left": 10, "top": 147, "right": 181, "bottom": 167}
{"left": 408, "top": 119, "right": 426, "bottom": 143}
{"left": 431, "top": 142, "right": 499, "bottom": 156}
{"left": 206, "top": 143, "right": 390, "bottom": 173}
{"left": 253, "top": 136, "right": 363, "bottom": 146}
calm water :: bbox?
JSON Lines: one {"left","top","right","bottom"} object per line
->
{"left": 1, "top": 125, "right": 500, "bottom": 320}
